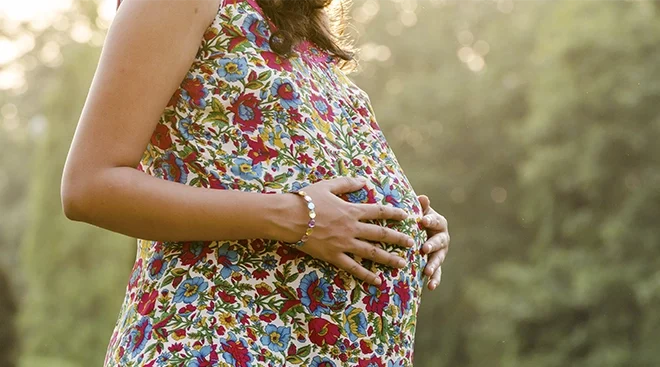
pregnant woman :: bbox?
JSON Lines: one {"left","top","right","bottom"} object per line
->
{"left": 61, "top": 0, "right": 450, "bottom": 366}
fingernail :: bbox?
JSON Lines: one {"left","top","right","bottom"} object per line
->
{"left": 374, "top": 277, "right": 382, "bottom": 285}
{"left": 431, "top": 281, "right": 437, "bottom": 289}
{"left": 425, "top": 244, "right": 432, "bottom": 253}
{"left": 407, "top": 238, "right": 415, "bottom": 247}
{"left": 397, "top": 259, "right": 406, "bottom": 268}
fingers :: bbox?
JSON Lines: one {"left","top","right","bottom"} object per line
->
{"left": 427, "top": 263, "right": 442, "bottom": 290}
{"left": 417, "top": 194, "right": 430, "bottom": 215}
{"left": 351, "top": 238, "right": 408, "bottom": 269}
{"left": 420, "top": 212, "right": 448, "bottom": 232}
{"left": 354, "top": 202, "right": 408, "bottom": 221}
{"left": 327, "top": 176, "right": 367, "bottom": 195}
{"left": 421, "top": 231, "right": 450, "bottom": 255}
{"left": 424, "top": 248, "right": 447, "bottom": 277}
{"left": 333, "top": 253, "right": 382, "bottom": 286}
{"left": 355, "top": 222, "right": 415, "bottom": 249}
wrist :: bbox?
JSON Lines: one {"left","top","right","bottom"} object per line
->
{"left": 262, "top": 192, "right": 309, "bottom": 242}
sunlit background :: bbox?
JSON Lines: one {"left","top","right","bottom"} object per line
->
{"left": 1, "top": 0, "right": 659, "bottom": 366}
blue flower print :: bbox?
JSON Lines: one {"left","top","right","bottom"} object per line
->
{"left": 270, "top": 78, "right": 302, "bottom": 109}
{"left": 347, "top": 187, "right": 368, "bottom": 203}
{"left": 217, "top": 57, "right": 248, "bottom": 82}
{"left": 155, "top": 152, "right": 188, "bottom": 184}
{"left": 216, "top": 243, "right": 240, "bottom": 279}
{"left": 231, "top": 157, "right": 263, "bottom": 180}
{"left": 259, "top": 325, "right": 291, "bottom": 352}
{"left": 241, "top": 14, "right": 269, "bottom": 49}
{"left": 155, "top": 352, "right": 172, "bottom": 367}
{"left": 335, "top": 288, "right": 348, "bottom": 303}
{"left": 376, "top": 178, "right": 402, "bottom": 207}
{"left": 173, "top": 276, "right": 208, "bottom": 304}
{"left": 291, "top": 181, "right": 310, "bottom": 192}
{"left": 188, "top": 345, "right": 215, "bottom": 367}
{"left": 298, "top": 271, "right": 334, "bottom": 316}
{"left": 220, "top": 332, "right": 254, "bottom": 367}
{"left": 343, "top": 306, "right": 367, "bottom": 342}
{"left": 388, "top": 360, "right": 407, "bottom": 367}
{"left": 147, "top": 252, "right": 166, "bottom": 280}
{"left": 124, "top": 316, "right": 152, "bottom": 358}
{"left": 310, "top": 356, "right": 337, "bottom": 367}
{"left": 177, "top": 118, "right": 195, "bottom": 140}
{"left": 262, "top": 254, "right": 277, "bottom": 270}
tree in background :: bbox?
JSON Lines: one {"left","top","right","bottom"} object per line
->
{"left": 10, "top": 1, "right": 135, "bottom": 366}
{"left": 353, "top": 0, "right": 660, "bottom": 366}
{"left": 462, "top": 2, "right": 660, "bottom": 367}
{"left": 0, "top": 266, "right": 18, "bottom": 367}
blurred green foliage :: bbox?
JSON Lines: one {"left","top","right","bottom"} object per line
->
{"left": 0, "top": 0, "right": 658, "bottom": 366}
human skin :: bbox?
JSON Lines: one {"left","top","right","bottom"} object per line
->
{"left": 61, "top": 0, "right": 449, "bottom": 288}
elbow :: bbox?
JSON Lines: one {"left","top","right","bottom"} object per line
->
{"left": 61, "top": 172, "right": 91, "bottom": 222}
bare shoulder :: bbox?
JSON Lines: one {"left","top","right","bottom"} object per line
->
{"left": 114, "top": 0, "right": 222, "bottom": 33}
{"left": 62, "top": 0, "right": 224, "bottom": 181}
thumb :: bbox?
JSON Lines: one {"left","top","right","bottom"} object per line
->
{"left": 327, "top": 176, "right": 367, "bottom": 195}
{"left": 418, "top": 194, "right": 430, "bottom": 213}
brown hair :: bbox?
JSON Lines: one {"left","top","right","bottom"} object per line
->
{"left": 255, "top": 0, "right": 356, "bottom": 66}
{"left": 117, "top": 0, "right": 356, "bottom": 66}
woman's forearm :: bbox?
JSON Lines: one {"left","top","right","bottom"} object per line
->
{"left": 61, "top": 166, "right": 305, "bottom": 243}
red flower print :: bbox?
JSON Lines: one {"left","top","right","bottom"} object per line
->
{"left": 359, "top": 339, "right": 373, "bottom": 354}
{"left": 252, "top": 269, "right": 268, "bottom": 280}
{"left": 221, "top": 338, "right": 252, "bottom": 367}
{"left": 247, "top": 327, "right": 257, "bottom": 341}
{"left": 308, "top": 318, "right": 341, "bottom": 346}
{"left": 166, "top": 88, "right": 181, "bottom": 108}
{"left": 394, "top": 280, "right": 411, "bottom": 313}
{"left": 181, "top": 75, "right": 207, "bottom": 108}
{"left": 291, "top": 134, "right": 305, "bottom": 144}
{"left": 362, "top": 278, "right": 390, "bottom": 315}
{"left": 250, "top": 238, "right": 265, "bottom": 252}
{"left": 179, "top": 242, "right": 212, "bottom": 266}
{"left": 246, "top": 135, "right": 279, "bottom": 164}
{"left": 151, "top": 124, "right": 172, "bottom": 150}
{"left": 259, "top": 312, "right": 276, "bottom": 323}
{"left": 310, "top": 93, "right": 334, "bottom": 121}
{"left": 288, "top": 107, "right": 303, "bottom": 123}
{"left": 168, "top": 343, "right": 183, "bottom": 353}
{"left": 276, "top": 245, "right": 302, "bottom": 264}
{"left": 255, "top": 282, "right": 273, "bottom": 296}
{"left": 358, "top": 355, "right": 385, "bottom": 367}
{"left": 173, "top": 329, "right": 186, "bottom": 339}
{"left": 137, "top": 289, "right": 158, "bottom": 316}
{"left": 298, "top": 153, "right": 313, "bottom": 166}
{"left": 208, "top": 172, "right": 225, "bottom": 189}
{"left": 203, "top": 28, "right": 217, "bottom": 41}
{"left": 228, "top": 93, "right": 262, "bottom": 132}
{"left": 276, "top": 82, "right": 295, "bottom": 100}
{"left": 261, "top": 51, "right": 293, "bottom": 71}
{"left": 217, "top": 290, "right": 236, "bottom": 303}
{"left": 159, "top": 152, "right": 188, "bottom": 183}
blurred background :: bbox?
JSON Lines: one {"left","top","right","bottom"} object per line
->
{"left": 1, "top": 0, "right": 659, "bottom": 366}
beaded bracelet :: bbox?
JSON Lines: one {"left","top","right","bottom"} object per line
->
{"left": 289, "top": 190, "right": 316, "bottom": 248}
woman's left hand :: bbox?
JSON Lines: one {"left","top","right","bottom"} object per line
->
{"left": 417, "top": 194, "right": 450, "bottom": 290}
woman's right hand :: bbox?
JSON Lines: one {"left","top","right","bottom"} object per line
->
{"left": 277, "top": 176, "right": 415, "bottom": 286}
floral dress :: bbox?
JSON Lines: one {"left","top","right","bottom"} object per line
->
{"left": 104, "top": 0, "right": 428, "bottom": 366}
